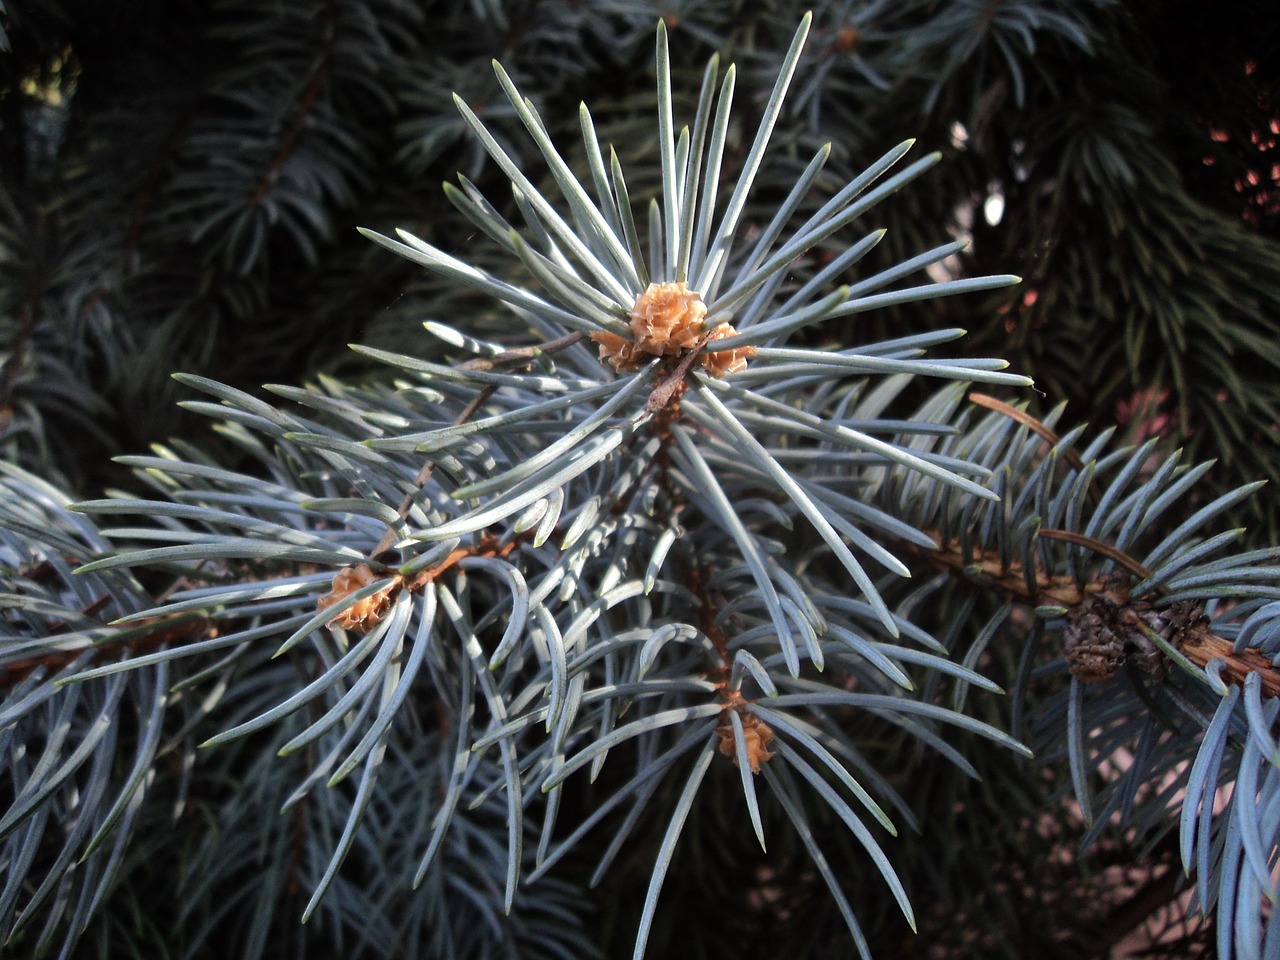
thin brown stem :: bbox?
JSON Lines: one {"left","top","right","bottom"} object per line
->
{"left": 1038, "top": 528, "right": 1155, "bottom": 580}
{"left": 909, "top": 529, "right": 1280, "bottom": 697}
{"left": 370, "top": 331, "right": 586, "bottom": 557}
{"left": 969, "top": 392, "right": 1102, "bottom": 504}
{"left": 646, "top": 327, "right": 717, "bottom": 414}
{"left": 2, "top": 614, "right": 213, "bottom": 689}
{"left": 457, "top": 331, "right": 585, "bottom": 372}
{"left": 969, "top": 392, "right": 1068, "bottom": 452}
{"left": 249, "top": 0, "right": 337, "bottom": 208}
{"left": 401, "top": 532, "right": 520, "bottom": 592}
{"left": 0, "top": 305, "right": 33, "bottom": 417}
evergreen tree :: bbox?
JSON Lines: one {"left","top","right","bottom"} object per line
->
{"left": 1, "top": 2, "right": 1278, "bottom": 958}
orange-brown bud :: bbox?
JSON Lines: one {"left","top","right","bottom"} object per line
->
{"left": 591, "top": 281, "right": 755, "bottom": 378}
{"left": 317, "top": 564, "right": 396, "bottom": 633}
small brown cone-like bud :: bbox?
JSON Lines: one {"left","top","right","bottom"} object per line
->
{"left": 629, "top": 280, "right": 707, "bottom": 356}
{"left": 716, "top": 690, "right": 777, "bottom": 774}
{"left": 700, "top": 322, "right": 756, "bottom": 377}
{"left": 317, "top": 564, "right": 396, "bottom": 633}
{"left": 591, "top": 281, "right": 755, "bottom": 377}
{"left": 591, "top": 330, "right": 647, "bottom": 372}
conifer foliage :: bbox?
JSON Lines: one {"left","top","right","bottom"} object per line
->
{"left": 2, "top": 2, "right": 1279, "bottom": 958}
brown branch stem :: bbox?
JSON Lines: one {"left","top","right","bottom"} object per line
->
{"left": 646, "top": 327, "right": 717, "bottom": 414}
{"left": 2, "top": 614, "right": 213, "bottom": 689}
{"left": 1037, "top": 528, "right": 1155, "bottom": 580}
{"left": 909, "top": 530, "right": 1280, "bottom": 697}
{"left": 969, "top": 392, "right": 1102, "bottom": 503}
{"left": 370, "top": 331, "right": 586, "bottom": 557}
{"left": 248, "top": 0, "right": 338, "bottom": 208}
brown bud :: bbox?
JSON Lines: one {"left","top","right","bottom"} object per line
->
{"left": 716, "top": 692, "right": 777, "bottom": 774}
{"left": 1062, "top": 591, "right": 1202, "bottom": 683}
{"left": 317, "top": 564, "right": 396, "bottom": 633}
{"left": 591, "top": 282, "right": 755, "bottom": 378}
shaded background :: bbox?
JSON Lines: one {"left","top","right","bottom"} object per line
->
{"left": 3, "top": 0, "right": 1277, "bottom": 533}
{"left": 1, "top": 1, "right": 1278, "bottom": 955}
